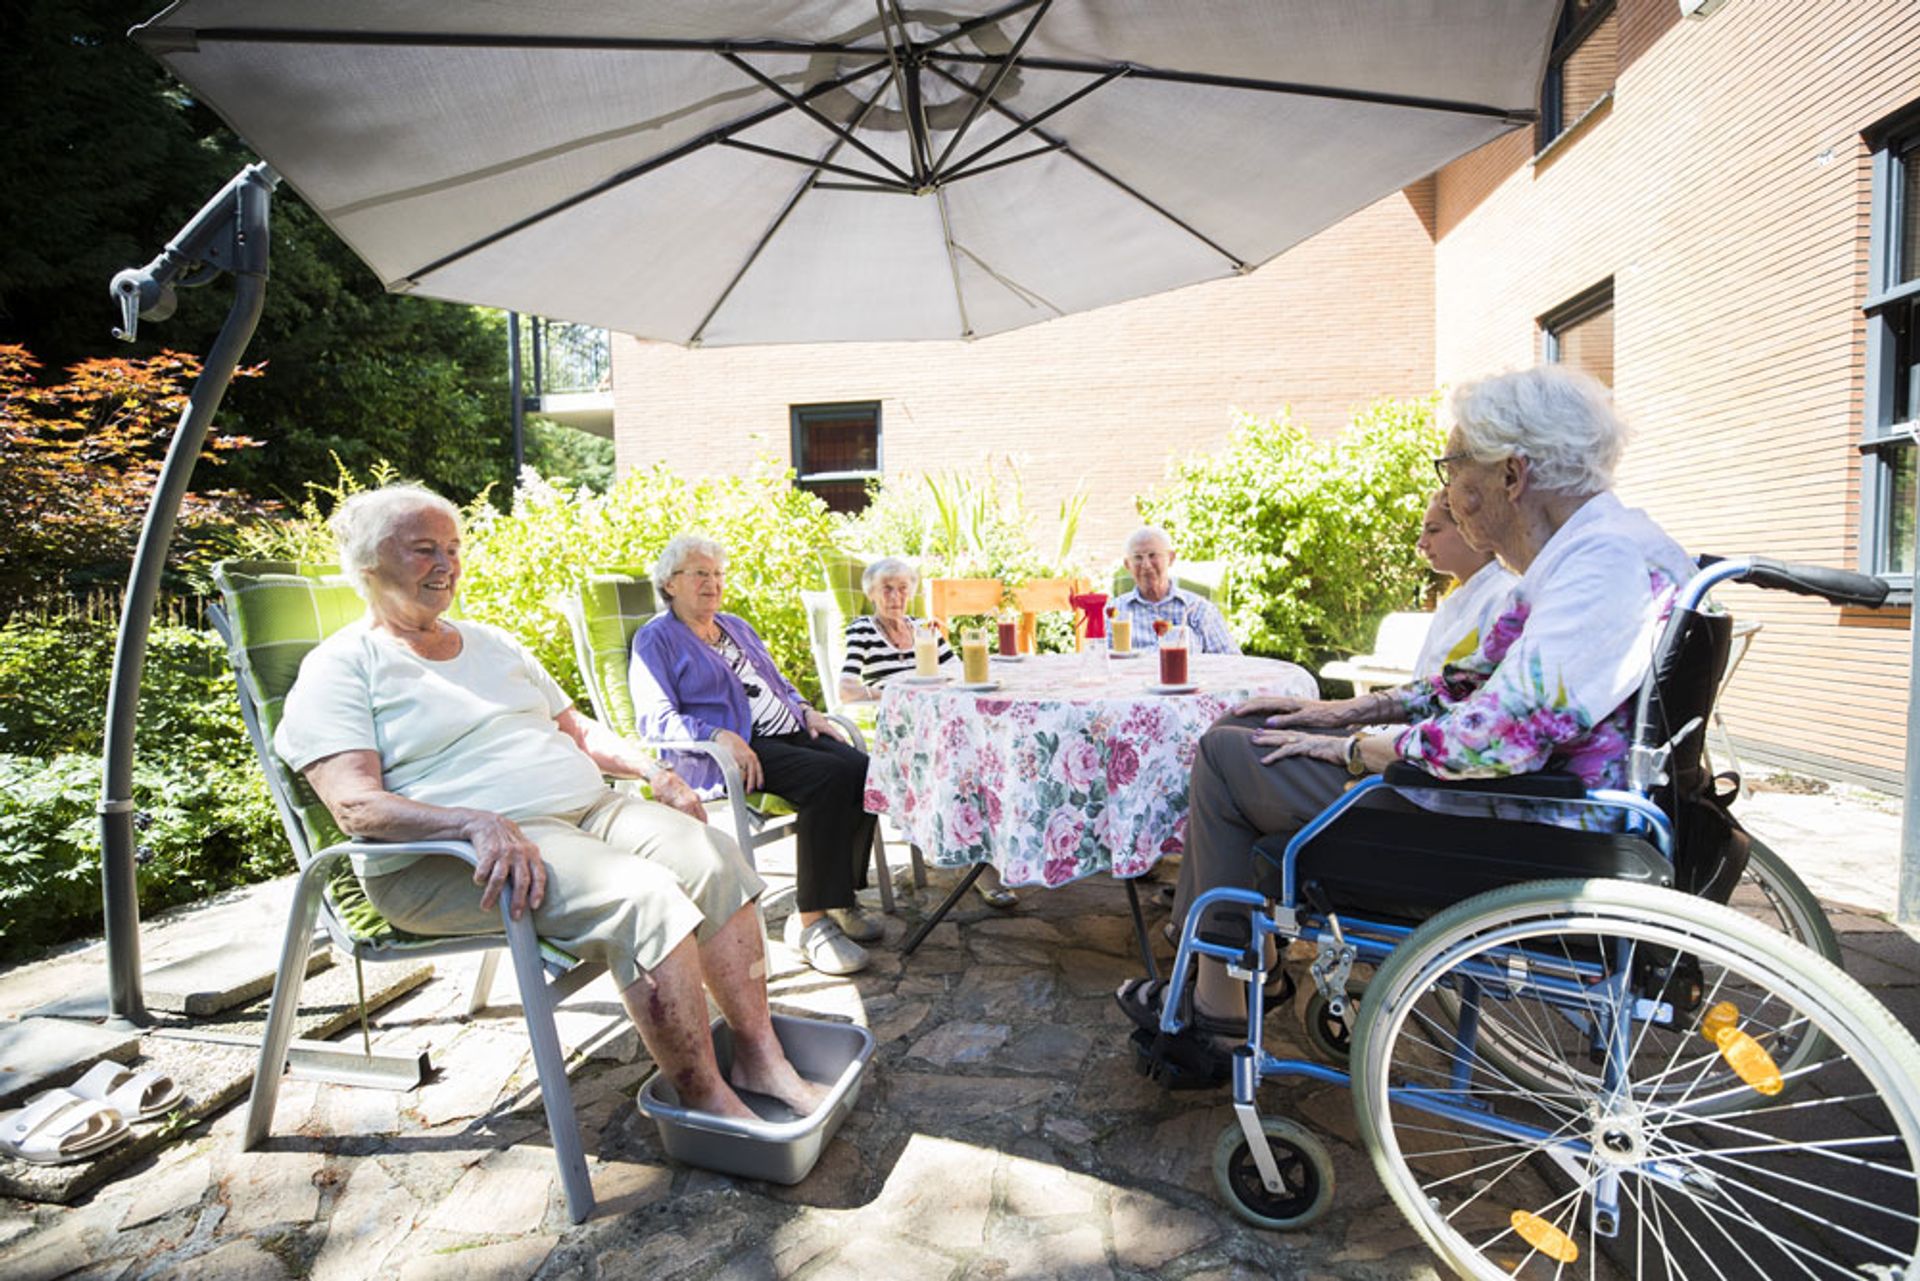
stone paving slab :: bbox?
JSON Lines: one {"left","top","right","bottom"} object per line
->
{"left": 0, "top": 799, "right": 1914, "bottom": 1279}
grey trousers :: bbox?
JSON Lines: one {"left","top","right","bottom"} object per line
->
{"left": 363, "top": 790, "right": 764, "bottom": 991}
{"left": 1174, "top": 715, "right": 1412, "bottom": 938}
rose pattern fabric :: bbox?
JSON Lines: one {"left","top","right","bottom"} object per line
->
{"left": 864, "top": 653, "right": 1315, "bottom": 887}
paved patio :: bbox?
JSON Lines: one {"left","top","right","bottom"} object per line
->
{"left": 1, "top": 780, "right": 1915, "bottom": 1281}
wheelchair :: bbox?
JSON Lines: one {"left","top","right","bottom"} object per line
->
{"left": 1143, "top": 557, "right": 1920, "bottom": 1278}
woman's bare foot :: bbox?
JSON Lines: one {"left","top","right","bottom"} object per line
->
{"left": 663, "top": 1068, "right": 760, "bottom": 1121}
{"left": 729, "top": 1035, "right": 831, "bottom": 1115}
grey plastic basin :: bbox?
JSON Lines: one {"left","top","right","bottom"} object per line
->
{"left": 637, "top": 1013, "right": 874, "bottom": 1185}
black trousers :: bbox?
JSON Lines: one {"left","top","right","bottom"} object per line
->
{"left": 752, "top": 731, "right": 875, "bottom": 913}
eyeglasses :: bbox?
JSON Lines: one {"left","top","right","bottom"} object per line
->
{"left": 673, "top": 568, "right": 725, "bottom": 582}
{"left": 1432, "top": 452, "right": 1472, "bottom": 485}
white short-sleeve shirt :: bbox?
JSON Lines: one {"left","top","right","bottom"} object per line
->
{"left": 274, "top": 618, "right": 607, "bottom": 874}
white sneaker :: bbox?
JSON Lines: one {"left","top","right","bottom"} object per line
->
{"left": 783, "top": 913, "right": 870, "bottom": 976}
{"left": 827, "top": 905, "right": 884, "bottom": 943}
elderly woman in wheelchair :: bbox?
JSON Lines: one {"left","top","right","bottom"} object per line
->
{"left": 274, "top": 484, "right": 827, "bottom": 1123}
{"left": 1118, "top": 368, "right": 1920, "bottom": 1275}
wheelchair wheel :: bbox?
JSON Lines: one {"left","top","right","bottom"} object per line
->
{"left": 1212, "top": 1116, "right": 1336, "bottom": 1231}
{"left": 1441, "top": 840, "right": 1840, "bottom": 1115}
{"left": 1351, "top": 877, "right": 1920, "bottom": 1281}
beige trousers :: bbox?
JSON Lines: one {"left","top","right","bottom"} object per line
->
{"left": 362, "top": 790, "right": 764, "bottom": 990}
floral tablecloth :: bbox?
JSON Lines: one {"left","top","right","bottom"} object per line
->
{"left": 862, "top": 651, "right": 1317, "bottom": 887}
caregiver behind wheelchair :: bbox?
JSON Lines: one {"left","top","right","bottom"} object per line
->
{"left": 1120, "top": 364, "right": 1695, "bottom": 1077}
{"left": 275, "top": 484, "right": 826, "bottom": 1122}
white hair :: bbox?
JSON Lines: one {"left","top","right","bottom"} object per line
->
{"left": 1125, "top": 526, "right": 1174, "bottom": 557}
{"left": 1450, "top": 365, "right": 1626, "bottom": 496}
{"left": 329, "top": 484, "right": 461, "bottom": 597}
{"left": 652, "top": 533, "right": 729, "bottom": 596}
{"left": 861, "top": 556, "right": 919, "bottom": 595}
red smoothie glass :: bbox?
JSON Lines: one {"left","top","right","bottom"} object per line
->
{"left": 1158, "top": 624, "right": 1190, "bottom": 685}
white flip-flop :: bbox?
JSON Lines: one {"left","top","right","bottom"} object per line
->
{"left": 0, "top": 1090, "right": 129, "bottom": 1165}
{"left": 68, "top": 1060, "right": 185, "bottom": 1121}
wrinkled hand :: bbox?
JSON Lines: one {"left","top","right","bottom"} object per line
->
{"left": 649, "top": 768, "right": 708, "bottom": 822}
{"left": 805, "top": 708, "right": 851, "bottom": 743}
{"left": 1235, "top": 694, "right": 1350, "bottom": 729}
{"left": 464, "top": 811, "right": 547, "bottom": 920}
{"left": 714, "top": 729, "right": 763, "bottom": 792}
{"left": 1249, "top": 728, "right": 1350, "bottom": 768}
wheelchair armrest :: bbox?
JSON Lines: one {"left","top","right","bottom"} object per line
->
{"left": 1381, "top": 761, "right": 1587, "bottom": 800}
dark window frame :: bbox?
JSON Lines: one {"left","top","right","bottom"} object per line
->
{"left": 790, "top": 400, "right": 883, "bottom": 514}
{"left": 1862, "top": 102, "right": 1920, "bottom": 595}
{"left": 1540, "top": 278, "right": 1615, "bottom": 384}
{"left": 1538, "top": 0, "right": 1617, "bottom": 152}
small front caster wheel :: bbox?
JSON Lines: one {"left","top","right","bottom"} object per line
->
{"left": 1301, "top": 988, "right": 1357, "bottom": 1066}
{"left": 1213, "top": 1116, "right": 1336, "bottom": 1230}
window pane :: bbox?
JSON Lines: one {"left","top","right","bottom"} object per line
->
{"left": 1902, "top": 140, "right": 1920, "bottom": 285}
{"left": 1552, "top": 304, "right": 1614, "bottom": 387}
{"left": 1896, "top": 299, "right": 1918, "bottom": 424}
{"left": 1885, "top": 444, "right": 1916, "bottom": 577}
{"left": 801, "top": 415, "right": 879, "bottom": 473}
{"left": 1559, "top": 9, "right": 1616, "bottom": 129}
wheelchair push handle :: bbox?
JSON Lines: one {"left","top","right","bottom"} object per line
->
{"left": 1707, "top": 555, "right": 1890, "bottom": 609}
{"left": 1691, "top": 554, "right": 1888, "bottom": 609}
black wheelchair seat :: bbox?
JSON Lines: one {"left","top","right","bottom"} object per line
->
{"left": 1256, "top": 804, "right": 1673, "bottom": 928}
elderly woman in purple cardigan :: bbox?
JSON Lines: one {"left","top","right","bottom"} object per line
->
{"left": 629, "top": 535, "right": 878, "bottom": 976}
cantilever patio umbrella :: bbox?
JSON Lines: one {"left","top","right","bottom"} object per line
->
{"left": 95, "top": 0, "right": 1562, "bottom": 1018}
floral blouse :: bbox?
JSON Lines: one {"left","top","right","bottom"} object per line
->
{"left": 1385, "top": 493, "right": 1695, "bottom": 827}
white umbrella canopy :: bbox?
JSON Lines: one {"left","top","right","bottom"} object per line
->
{"left": 134, "top": 1, "right": 1559, "bottom": 345}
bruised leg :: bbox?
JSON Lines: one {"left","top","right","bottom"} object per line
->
{"left": 698, "top": 903, "right": 829, "bottom": 1115}
{"left": 619, "top": 934, "right": 757, "bottom": 1120}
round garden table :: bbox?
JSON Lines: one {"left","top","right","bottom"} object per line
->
{"left": 864, "top": 647, "right": 1316, "bottom": 903}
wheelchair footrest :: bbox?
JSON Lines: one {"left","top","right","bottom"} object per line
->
{"left": 1128, "top": 1026, "right": 1231, "bottom": 1091}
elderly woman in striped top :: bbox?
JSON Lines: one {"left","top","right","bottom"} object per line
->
{"left": 837, "top": 556, "right": 1018, "bottom": 910}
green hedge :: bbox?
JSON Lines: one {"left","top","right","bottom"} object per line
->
{"left": 0, "top": 616, "right": 283, "bottom": 962}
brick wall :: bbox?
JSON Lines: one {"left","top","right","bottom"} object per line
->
{"left": 1432, "top": 0, "right": 1920, "bottom": 790}
{"left": 611, "top": 188, "right": 1436, "bottom": 562}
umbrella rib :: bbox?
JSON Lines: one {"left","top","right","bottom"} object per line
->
{"left": 873, "top": 0, "right": 923, "bottom": 185}
{"left": 937, "top": 141, "right": 1066, "bottom": 186}
{"left": 932, "top": 188, "right": 975, "bottom": 339}
{"left": 940, "top": 66, "right": 1126, "bottom": 182}
{"left": 929, "top": 0, "right": 1053, "bottom": 177}
{"left": 145, "top": 28, "right": 889, "bottom": 58}
{"left": 719, "top": 138, "right": 911, "bottom": 190}
{"left": 889, "top": 0, "right": 938, "bottom": 180}
{"left": 913, "top": 0, "right": 1052, "bottom": 58}
{"left": 926, "top": 50, "right": 1535, "bottom": 124}
{"left": 721, "top": 52, "right": 914, "bottom": 186}
{"left": 923, "top": 61, "right": 1248, "bottom": 271}
{"left": 690, "top": 76, "right": 898, "bottom": 346}
{"left": 398, "top": 58, "right": 890, "bottom": 287}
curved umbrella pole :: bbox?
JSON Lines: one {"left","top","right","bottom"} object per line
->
{"left": 98, "top": 162, "right": 277, "bottom": 1025}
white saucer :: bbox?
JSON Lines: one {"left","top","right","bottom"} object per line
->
{"left": 957, "top": 680, "right": 1002, "bottom": 692}
{"left": 992, "top": 653, "right": 1026, "bottom": 663}
{"left": 898, "top": 673, "right": 950, "bottom": 685}
{"left": 1146, "top": 682, "right": 1199, "bottom": 695}
{"left": 1108, "top": 649, "right": 1142, "bottom": 660}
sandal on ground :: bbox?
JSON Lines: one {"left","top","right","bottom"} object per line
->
{"left": 974, "top": 881, "right": 1018, "bottom": 910}
{"left": 68, "top": 1060, "right": 185, "bottom": 1122}
{"left": 0, "top": 1090, "right": 129, "bottom": 1165}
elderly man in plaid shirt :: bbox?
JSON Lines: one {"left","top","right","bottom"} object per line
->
{"left": 1111, "top": 526, "right": 1239, "bottom": 655}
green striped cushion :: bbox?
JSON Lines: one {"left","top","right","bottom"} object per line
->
{"left": 817, "top": 551, "right": 872, "bottom": 620}
{"left": 575, "top": 569, "right": 657, "bottom": 737}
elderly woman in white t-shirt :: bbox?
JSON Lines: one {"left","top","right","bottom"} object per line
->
{"left": 274, "top": 484, "right": 825, "bottom": 1122}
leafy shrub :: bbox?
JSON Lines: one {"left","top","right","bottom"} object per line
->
{"left": 239, "top": 457, "right": 842, "bottom": 705}
{"left": 0, "top": 345, "right": 270, "bottom": 605}
{"left": 1139, "top": 395, "right": 1443, "bottom": 668}
{"left": 0, "top": 611, "right": 283, "bottom": 961}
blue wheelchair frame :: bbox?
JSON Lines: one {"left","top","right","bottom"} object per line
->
{"left": 1156, "top": 557, "right": 1762, "bottom": 1237}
